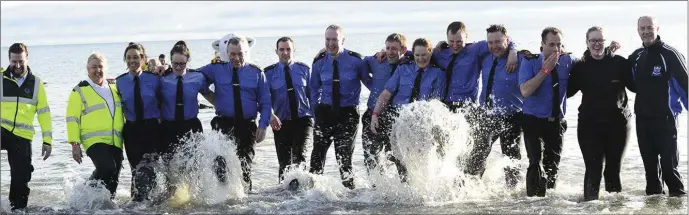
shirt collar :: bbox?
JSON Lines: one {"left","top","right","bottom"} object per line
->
{"left": 87, "top": 78, "right": 108, "bottom": 89}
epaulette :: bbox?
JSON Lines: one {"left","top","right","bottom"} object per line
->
{"left": 348, "top": 50, "right": 363, "bottom": 59}
{"left": 115, "top": 72, "right": 128, "bottom": 79}
{"left": 559, "top": 52, "right": 572, "bottom": 56}
{"left": 187, "top": 68, "right": 199, "bottom": 73}
{"left": 519, "top": 50, "right": 539, "bottom": 60}
{"left": 295, "top": 61, "right": 310, "bottom": 70}
{"left": 430, "top": 63, "right": 446, "bottom": 71}
{"left": 313, "top": 52, "right": 326, "bottom": 64}
{"left": 263, "top": 63, "right": 278, "bottom": 73}
{"left": 439, "top": 41, "right": 449, "bottom": 49}
{"left": 73, "top": 80, "right": 89, "bottom": 91}
{"left": 402, "top": 59, "right": 415, "bottom": 65}
{"left": 142, "top": 71, "right": 156, "bottom": 75}
{"left": 247, "top": 63, "right": 262, "bottom": 71}
{"left": 401, "top": 53, "right": 414, "bottom": 63}
{"left": 106, "top": 79, "right": 116, "bottom": 84}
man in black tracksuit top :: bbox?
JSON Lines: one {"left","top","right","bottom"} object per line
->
{"left": 629, "top": 16, "right": 687, "bottom": 197}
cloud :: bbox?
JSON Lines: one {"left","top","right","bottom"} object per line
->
{"left": 1, "top": 1, "right": 686, "bottom": 46}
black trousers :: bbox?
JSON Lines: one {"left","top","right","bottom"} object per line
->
{"left": 522, "top": 114, "right": 567, "bottom": 197}
{"left": 211, "top": 116, "right": 257, "bottom": 191}
{"left": 273, "top": 116, "right": 313, "bottom": 183}
{"left": 637, "top": 116, "right": 686, "bottom": 196}
{"left": 577, "top": 118, "right": 629, "bottom": 201}
{"left": 85, "top": 143, "right": 124, "bottom": 199}
{"left": 361, "top": 108, "right": 407, "bottom": 181}
{"left": 1, "top": 128, "right": 34, "bottom": 210}
{"left": 309, "top": 105, "right": 359, "bottom": 189}
{"left": 122, "top": 118, "right": 162, "bottom": 202}
{"left": 160, "top": 118, "right": 203, "bottom": 192}
{"left": 464, "top": 111, "right": 523, "bottom": 188}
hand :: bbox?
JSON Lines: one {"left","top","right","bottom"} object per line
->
{"left": 434, "top": 41, "right": 448, "bottom": 52}
{"left": 608, "top": 40, "right": 621, "bottom": 53}
{"left": 375, "top": 48, "right": 386, "bottom": 63}
{"left": 71, "top": 143, "right": 83, "bottom": 164}
{"left": 270, "top": 114, "right": 282, "bottom": 131}
{"left": 314, "top": 48, "right": 326, "bottom": 58}
{"left": 256, "top": 127, "right": 266, "bottom": 143}
{"left": 506, "top": 49, "right": 518, "bottom": 73}
{"left": 541, "top": 51, "right": 560, "bottom": 72}
{"left": 153, "top": 65, "right": 168, "bottom": 76}
{"left": 41, "top": 143, "right": 51, "bottom": 160}
{"left": 370, "top": 115, "right": 379, "bottom": 134}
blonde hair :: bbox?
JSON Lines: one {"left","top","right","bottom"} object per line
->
{"left": 87, "top": 52, "right": 108, "bottom": 71}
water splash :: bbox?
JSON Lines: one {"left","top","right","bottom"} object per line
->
{"left": 157, "top": 130, "right": 246, "bottom": 206}
{"left": 66, "top": 178, "right": 117, "bottom": 211}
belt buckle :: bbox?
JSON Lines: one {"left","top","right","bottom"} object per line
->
{"left": 333, "top": 79, "right": 340, "bottom": 82}
{"left": 547, "top": 117, "right": 556, "bottom": 122}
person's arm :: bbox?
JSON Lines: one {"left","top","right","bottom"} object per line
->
{"left": 35, "top": 80, "right": 53, "bottom": 146}
{"left": 359, "top": 57, "right": 372, "bottom": 90}
{"left": 566, "top": 61, "right": 581, "bottom": 98}
{"left": 257, "top": 71, "right": 272, "bottom": 129}
{"left": 620, "top": 56, "right": 637, "bottom": 93}
{"left": 310, "top": 59, "right": 323, "bottom": 114}
{"left": 667, "top": 49, "right": 688, "bottom": 109}
{"left": 199, "top": 71, "right": 215, "bottom": 105}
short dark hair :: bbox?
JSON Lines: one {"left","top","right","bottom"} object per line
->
{"left": 486, "top": 24, "right": 507, "bottom": 35}
{"left": 159, "top": 54, "right": 165, "bottom": 58}
{"left": 446, "top": 21, "right": 467, "bottom": 35}
{"left": 174, "top": 40, "right": 187, "bottom": 47}
{"left": 541, "top": 27, "right": 563, "bottom": 43}
{"left": 412, "top": 38, "right": 432, "bottom": 53}
{"left": 385, "top": 33, "right": 407, "bottom": 47}
{"left": 228, "top": 37, "right": 247, "bottom": 46}
{"left": 275, "top": 36, "right": 294, "bottom": 49}
{"left": 8, "top": 43, "right": 28, "bottom": 59}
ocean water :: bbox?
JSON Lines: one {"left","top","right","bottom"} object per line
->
{"left": 0, "top": 31, "right": 687, "bottom": 214}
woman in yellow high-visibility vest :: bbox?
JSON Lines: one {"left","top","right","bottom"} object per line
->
{"left": 66, "top": 52, "right": 125, "bottom": 199}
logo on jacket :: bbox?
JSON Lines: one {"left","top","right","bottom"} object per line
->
{"left": 651, "top": 65, "right": 662, "bottom": 76}
{"left": 24, "top": 88, "right": 30, "bottom": 94}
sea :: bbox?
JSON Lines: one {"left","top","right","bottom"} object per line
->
{"left": 0, "top": 28, "right": 687, "bottom": 214}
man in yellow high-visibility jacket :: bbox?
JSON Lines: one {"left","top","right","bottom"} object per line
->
{"left": 67, "top": 52, "right": 125, "bottom": 200}
{"left": 0, "top": 43, "right": 52, "bottom": 211}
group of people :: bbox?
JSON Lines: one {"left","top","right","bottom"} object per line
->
{"left": 0, "top": 15, "right": 687, "bottom": 211}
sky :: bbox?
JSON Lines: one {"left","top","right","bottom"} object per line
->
{"left": 0, "top": 1, "right": 687, "bottom": 48}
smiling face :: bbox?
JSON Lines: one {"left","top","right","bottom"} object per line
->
{"left": 9, "top": 52, "right": 28, "bottom": 77}
{"left": 171, "top": 53, "right": 188, "bottom": 74}
{"left": 413, "top": 45, "right": 431, "bottom": 69}
{"left": 276, "top": 40, "right": 294, "bottom": 64}
{"left": 637, "top": 16, "right": 659, "bottom": 46}
{"left": 125, "top": 49, "right": 145, "bottom": 72}
{"left": 586, "top": 30, "right": 606, "bottom": 59}
{"left": 446, "top": 31, "right": 467, "bottom": 53}
{"left": 325, "top": 28, "right": 344, "bottom": 56}
{"left": 227, "top": 41, "right": 249, "bottom": 68}
{"left": 87, "top": 57, "right": 106, "bottom": 85}
{"left": 487, "top": 31, "right": 509, "bottom": 57}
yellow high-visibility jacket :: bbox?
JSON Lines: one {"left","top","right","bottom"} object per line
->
{"left": 0, "top": 68, "right": 52, "bottom": 144}
{"left": 66, "top": 80, "right": 124, "bottom": 151}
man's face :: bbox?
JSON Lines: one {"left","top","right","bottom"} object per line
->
{"left": 385, "top": 41, "right": 405, "bottom": 63}
{"left": 159, "top": 57, "right": 166, "bottom": 65}
{"left": 9, "top": 52, "right": 28, "bottom": 77}
{"left": 276, "top": 41, "right": 294, "bottom": 64}
{"left": 487, "top": 31, "right": 509, "bottom": 57}
{"left": 446, "top": 31, "right": 467, "bottom": 53}
{"left": 541, "top": 33, "right": 563, "bottom": 57}
{"left": 227, "top": 42, "right": 249, "bottom": 68}
{"left": 637, "top": 17, "right": 659, "bottom": 45}
{"left": 325, "top": 29, "right": 344, "bottom": 56}
{"left": 413, "top": 46, "right": 431, "bottom": 69}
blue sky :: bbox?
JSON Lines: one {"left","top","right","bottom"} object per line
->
{"left": 1, "top": 1, "right": 686, "bottom": 47}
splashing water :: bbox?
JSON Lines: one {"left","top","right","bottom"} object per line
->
{"left": 158, "top": 130, "right": 247, "bottom": 206}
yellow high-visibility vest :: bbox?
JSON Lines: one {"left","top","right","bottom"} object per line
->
{"left": 66, "top": 80, "right": 124, "bottom": 151}
{"left": 0, "top": 68, "right": 53, "bottom": 144}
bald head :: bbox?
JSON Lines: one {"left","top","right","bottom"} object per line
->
{"left": 637, "top": 15, "right": 659, "bottom": 47}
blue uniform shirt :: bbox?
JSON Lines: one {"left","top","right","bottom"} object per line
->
{"left": 518, "top": 52, "right": 576, "bottom": 118}
{"left": 199, "top": 62, "right": 272, "bottom": 128}
{"left": 434, "top": 40, "right": 515, "bottom": 103}
{"left": 115, "top": 71, "right": 161, "bottom": 121}
{"left": 264, "top": 61, "right": 313, "bottom": 121}
{"left": 310, "top": 49, "right": 372, "bottom": 110}
{"left": 159, "top": 69, "right": 209, "bottom": 121}
{"left": 384, "top": 63, "right": 446, "bottom": 107}
{"left": 363, "top": 51, "right": 413, "bottom": 110}
{"left": 479, "top": 53, "right": 524, "bottom": 116}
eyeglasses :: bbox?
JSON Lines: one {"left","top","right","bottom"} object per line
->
{"left": 172, "top": 62, "right": 187, "bottom": 67}
{"left": 588, "top": 39, "right": 605, "bottom": 45}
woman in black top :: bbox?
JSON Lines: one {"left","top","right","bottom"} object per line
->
{"left": 567, "top": 26, "right": 635, "bottom": 201}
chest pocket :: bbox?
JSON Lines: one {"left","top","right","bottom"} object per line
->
{"left": 240, "top": 72, "right": 258, "bottom": 101}
{"left": 373, "top": 64, "right": 392, "bottom": 80}
{"left": 396, "top": 75, "right": 415, "bottom": 98}
{"left": 270, "top": 73, "right": 286, "bottom": 91}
